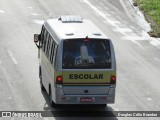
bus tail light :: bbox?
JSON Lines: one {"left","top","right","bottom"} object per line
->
{"left": 56, "top": 76, "right": 63, "bottom": 84}
{"left": 110, "top": 75, "right": 116, "bottom": 84}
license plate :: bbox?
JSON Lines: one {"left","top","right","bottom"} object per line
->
{"left": 80, "top": 97, "right": 92, "bottom": 102}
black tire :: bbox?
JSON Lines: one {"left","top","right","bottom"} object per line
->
{"left": 40, "top": 81, "right": 45, "bottom": 91}
{"left": 99, "top": 104, "right": 107, "bottom": 108}
{"left": 49, "top": 87, "right": 56, "bottom": 107}
{"left": 39, "top": 66, "right": 45, "bottom": 91}
{"left": 39, "top": 65, "right": 42, "bottom": 79}
{"left": 94, "top": 104, "right": 107, "bottom": 108}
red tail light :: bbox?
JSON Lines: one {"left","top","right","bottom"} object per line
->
{"left": 83, "top": 39, "right": 90, "bottom": 42}
{"left": 83, "top": 37, "right": 90, "bottom": 42}
{"left": 56, "top": 76, "right": 63, "bottom": 84}
{"left": 110, "top": 75, "right": 116, "bottom": 84}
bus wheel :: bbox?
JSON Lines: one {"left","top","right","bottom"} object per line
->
{"left": 95, "top": 104, "right": 107, "bottom": 108}
{"left": 40, "top": 81, "right": 45, "bottom": 91}
{"left": 100, "top": 104, "right": 107, "bottom": 108}
{"left": 39, "top": 66, "right": 42, "bottom": 79}
{"left": 39, "top": 66, "right": 45, "bottom": 91}
{"left": 49, "top": 87, "right": 56, "bottom": 107}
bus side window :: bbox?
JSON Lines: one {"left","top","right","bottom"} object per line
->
{"left": 46, "top": 35, "right": 51, "bottom": 58}
{"left": 53, "top": 44, "right": 57, "bottom": 67}
{"left": 50, "top": 39, "right": 55, "bottom": 64}
{"left": 40, "top": 25, "right": 45, "bottom": 41}
{"left": 39, "top": 25, "right": 44, "bottom": 47}
{"left": 42, "top": 29, "right": 47, "bottom": 52}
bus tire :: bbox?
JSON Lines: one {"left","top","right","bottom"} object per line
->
{"left": 40, "top": 81, "right": 45, "bottom": 91}
{"left": 39, "top": 66, "right": 45, "bottom": 91}
{"left": 39, "top": 65, "right": 42, "bottom": 79}
{"left": 49, "top": 86, "right": 56, "bottom": 107}
{"left": 100, "top": 104, "right": 107, "bottom": 108}
{"left": 95, "top": 104, "right": 107, "bottom": 108}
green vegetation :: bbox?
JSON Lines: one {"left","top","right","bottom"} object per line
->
{"left": 134, "top": 0, "right": 160, "bottom": 37}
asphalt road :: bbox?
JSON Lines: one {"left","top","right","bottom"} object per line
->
{"left": 0, "top": 0, "right": 160, "bottom": 120}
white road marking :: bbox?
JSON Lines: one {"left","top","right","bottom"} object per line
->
{"left": 49, "top": 13, "right": 52, "bottom": 15}
{"left": 114, "top": 28, "right": 133, "bottom": 33}
{"left": 27, "top": 6, "right": 32, "bottom": 9}
{"left": 84, "top": 0, "right": 117, "bottom": 27}
{"left": 33, "top": 20, "right": 44, "bottom": 25}
{"left": 123, "top": 30, "right": 150, "bottom": 41}
{"left": 0, "top": 60, "right": 2, "bottom": 64}
{"left": 154, "top": 57, "right": 159, "bottom": 62}
{"left": 131, "top": 40, "right": 142, "bottom": 47}
{"left": 115, "top": 108, "right": 119, "bottom": 111}
{"left": 1, "top": 68, "right": 21, "bottom": 109}
{"left": 84, "top": 0, "right": 145, "bottom": 44}
{"left": 84, "top": 0, "right": 137, "bottom": 37}
{"left": 31, "top": 13, "right": 39, "bottom": 16}
{"left": 0, "top": 10, "right": 5, "bottom": 13}
{"left": 44, "top": 118, "right": 55, "bottom": 120}
{"left": 84, "top": 0, "right": 137, "bottom": 39}
{"left": 150, "top": 38, "right": 160, "bottom": 46}
{"left": 147, "top": 98, "right": 152, "bottom": 101}
{"left": 7, "top": 50, "right": 18, "bottom": 64}
{"left": 84, "top": 0, "right": 160, "bottom": 48}
{"left": 44, "top": 118, "right": 49, "bottom": 120}
{"left": 105, "top": 20, "right": 120, "bottom": 24}
{"left": 119, "top": 0, "right": 132, "bottom": 20}
{"left": 120, "top": 0, "right": 151, "bottom": 32}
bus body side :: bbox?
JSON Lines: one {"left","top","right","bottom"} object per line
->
{"left": 39, "top": 24, "right": 60, "bottom": 103}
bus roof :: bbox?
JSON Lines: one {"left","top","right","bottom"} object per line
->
{"left": 44, "top": 17, "right": 108, "bottom": 42}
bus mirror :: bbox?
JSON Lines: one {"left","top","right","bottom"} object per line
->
{"left": 34, "top": 34, "right": 39, "bottom": 43}
{"left": 34, "top": 34, "right": 40, "bottom": 48}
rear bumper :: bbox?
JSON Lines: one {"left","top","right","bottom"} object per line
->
{"left": 54, "top": 86, "right": 115, "bottom": 104}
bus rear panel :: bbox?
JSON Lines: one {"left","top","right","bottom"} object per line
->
{"left": 54, "top": 38, "right": 116, "bottom": 104}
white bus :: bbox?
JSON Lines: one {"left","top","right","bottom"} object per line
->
{"left": 34, "top": 16, "right": 116, "bottom": 107}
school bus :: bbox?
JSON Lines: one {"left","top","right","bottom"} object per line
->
{"left": 34, "top": 16, "right": 116, "bottom": 107}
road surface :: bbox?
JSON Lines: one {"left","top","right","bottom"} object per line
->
{"left": 0, "top": 0, "right": 160, "bottom": 120}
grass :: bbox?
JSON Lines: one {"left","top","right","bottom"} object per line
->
{"left": 134, "top": 0, "right": 160, "bottom": 37}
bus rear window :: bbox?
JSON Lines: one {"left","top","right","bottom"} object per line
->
{"left": 62, "top": 39, "right": 111, "bottom": 69}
